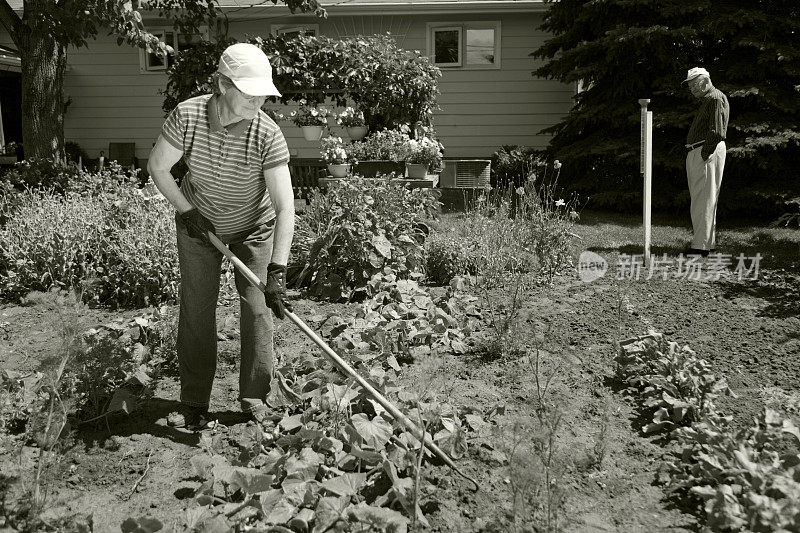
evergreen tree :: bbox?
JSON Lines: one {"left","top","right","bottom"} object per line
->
{"left": 532, "top": 0, "right": 800, "bottom": 215}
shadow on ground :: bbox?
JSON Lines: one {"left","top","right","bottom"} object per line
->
{"left": 74, "top": 398, "right": 251, "bottom": 449}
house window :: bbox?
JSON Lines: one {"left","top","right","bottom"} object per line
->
{"left": 140, "top": 28, "right": 206, "bottom": 73}
{"left": 427, "top": 22, "right": 501, "bottom": 70}
{"left": 432, "top": 27, "right": 461, "bottom": 67}
{"left": 270, "top": 24, "right": 319, "bottom": 38}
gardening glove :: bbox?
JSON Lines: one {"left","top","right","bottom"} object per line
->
{"left": 181, "top": 208, "right": 215, "bottom": 244}
{"left": 264, "top": 263, "right": 293, "bottom": 320}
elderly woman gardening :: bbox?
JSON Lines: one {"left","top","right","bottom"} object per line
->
{"left": 147, "top": 43, "right": 295, "bottom": 431}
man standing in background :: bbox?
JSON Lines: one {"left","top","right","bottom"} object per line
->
{"left": 683, "top": 67, "right": 730, "bottom": 257}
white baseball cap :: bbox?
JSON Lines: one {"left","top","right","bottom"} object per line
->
{"left": 218, "top": 43, "right": 281, "bottom": 97}
{"left": 682, "top": 67, "right": 710, "bottom": 84}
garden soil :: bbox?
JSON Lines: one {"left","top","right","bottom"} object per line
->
{"left": 1, "top": 249, "right": 799, "bottom": 532}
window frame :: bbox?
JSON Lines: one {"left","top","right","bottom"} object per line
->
{"left": 427, "top": 21, "right": 501, "bottom": 70}
{"left": 430, "top": 26, "right": 462, "bottom": 68}
{"left": 270, "top": 24, "right": 320, "bottom": 38}
{"left": 139, "top": 26, "right": 208, "bottom": 74}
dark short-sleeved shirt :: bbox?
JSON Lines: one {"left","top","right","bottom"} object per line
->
{"left": 687, "top": 88, "right": 730, "bottom": 160}
{"left": 161, "top": 94, "right": 290, "bottom": 235}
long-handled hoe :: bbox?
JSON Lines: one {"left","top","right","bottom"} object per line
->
{"left": 207, "top": 232, "right": 480, "bottom": 492}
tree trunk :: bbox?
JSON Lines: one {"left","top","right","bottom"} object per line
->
{"left": 17, "top": 23, "right": 66, "bottom": 162}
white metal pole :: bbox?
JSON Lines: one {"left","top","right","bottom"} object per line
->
{"left": 639, "top": 99, "right": 652, "bottom": 266}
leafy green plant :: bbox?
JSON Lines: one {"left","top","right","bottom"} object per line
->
{"left": 336, "top": 106, "right": 366, "bottom": 127}
{"left": 663, "top": 410, "right": 800, "bottom": 531}
{"left": 424, "top": 232, "right": 479, "bottom": 286}
{"left": 289, "top": 104, "right": 330, "bottom": 127}
{"left": 320, "top": 135, "right": 352, "bottom": 164}
{"left": 324, "top": 272, "right": 482, "bottom": 361}
{"left": 349, "top": 128, "right": 412, "bottom": 163}
{"left": 772, "top": 196, "right": 800, "bottom": 228}
{"left": 403, "top": 137, "right": 443, "bottom": 168}
{"left": 616, "top": 331, "right": 800, "bottom": 530}
{"left": 490, "top": 145, "right": 543, "bottom": 189}
{"left": 0, "top": 168, "right": 178, "bottom": 307}
{"left": 1, "top": 158, "right": 83, "bottom": 193}
{"left": 290, "top": 178, "right": 440, "bottom": 301}
{"left": 616, "top": 333, "right": 733, "bottom": 434}
{"left": 172, "top": 342, "right": 480, "bottom": 532}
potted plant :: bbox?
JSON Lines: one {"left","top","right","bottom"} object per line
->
{"left": 350, "top": 127, "right": 411, "bottom": 177}
{"left": 336, "top": 107, "right": 368, "bottom": 140}
{"left": 320, "top": 136, "right": 352, "bottom": 178}
{"left": 403, "top": 136, "right": 443, "bottom": 179}
{"left": 290, "top": 104, "right": 330, "bottom": 141}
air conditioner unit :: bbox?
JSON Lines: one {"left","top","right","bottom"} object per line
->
{"left": 439, "top": 159, "right": 492, "bottom": 188}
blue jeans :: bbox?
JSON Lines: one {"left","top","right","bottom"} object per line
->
{"left": 175, "top": 213, "right": 275, "bottom": 413}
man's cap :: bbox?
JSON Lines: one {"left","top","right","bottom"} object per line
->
{"left": 682, "top": 67, "right": 710, "bottom": 84}
{"left": 218, "top": 43, "right": 281, "bottom": 97}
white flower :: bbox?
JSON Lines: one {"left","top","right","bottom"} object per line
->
{"left": 553, "top": 160, "right": 562, "bottom": 169}
{"left": 555, "top": 199, "right": 566, "bottom": 207}
{"left": 516, "top": 187, "right": 525, "bottom": 196}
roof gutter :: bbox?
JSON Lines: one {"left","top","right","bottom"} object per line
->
{"left": 218, "top": 1, "right": 547, "bottom": 19}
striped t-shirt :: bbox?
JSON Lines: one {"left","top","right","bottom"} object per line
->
{"left": 687, "top": 87, "right": 729, "bottom": 160}
{"left": 161, "top": 94, "right": 290, "bottom": 235}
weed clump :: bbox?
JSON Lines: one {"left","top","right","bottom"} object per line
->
{"left": 0, "top": 165, "right": 178, "bottom": 308}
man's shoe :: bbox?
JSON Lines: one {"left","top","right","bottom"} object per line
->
{"left": 167, "top": 404, "right": 213, "bottom": 431}
{"left": 685, "top": 248, "right": 709, "bottom": 257}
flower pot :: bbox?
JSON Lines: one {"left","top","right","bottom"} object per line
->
{"left": 405, "top": 163, "right": 429, "bottom": 179}
{"left": 353, "top": 160, "right": 405, "bottom": 178}
{"left": 301, "top": 125, "right": 325, "bottom": 142}
{"left": 327, "top": 163, "right": 351, "bottom": 178}
{"left": 346, "top": 126, "right": 368, "bottom": 141}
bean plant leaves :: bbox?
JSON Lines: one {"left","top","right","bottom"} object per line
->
{"left": 284, "top": 448, "right": 322, "bottom": 483}
{"left": 347, "top": 502, "right": 409, "bottom": 533}
{"left": 279, "top": 414, "right": 304, "bottom": 432}
{"left": 371, "top": 233, "right": 393, "bottom": 259}
{"left": 190, "top": 454, "right": 229, "bottom": 479}
{"left": 325, "top": 383, "right": 360, "bottom": 412}
{"left": 228, "top": 468, "right": 274, "bottom": 494}
{"left": 184, "top": 507, "right": 212, "bottom": 529}
{"left": 321, "top": 472, "right": 367, "bottom": 497}
{"left": 383, "top": 460, "right": 429, "bottom": 528}
{"left": 313, "top": 496, "right": 350, "bottom": 533}
{"left": 264, "top": 496, "right": 298, "bottom": 525}
{"left": 197, "top": 516, "right": 231, "bottom": 533}
{"left": 350, "top": 413, "right": 393, "bottom": 449}
{"left": 108, "top": 387, "right": 136, "bottom": 414}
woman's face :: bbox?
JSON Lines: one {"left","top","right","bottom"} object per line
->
{"left": 222, "top": 84, "right": 266, "bottom": 121}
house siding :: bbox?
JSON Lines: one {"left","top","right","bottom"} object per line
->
{"left": 12, "top": 9, "right": 572, "bottom": 163}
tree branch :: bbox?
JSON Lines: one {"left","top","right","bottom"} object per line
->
{"left": 0, "top": 0, "right": 21, "bottom": 45}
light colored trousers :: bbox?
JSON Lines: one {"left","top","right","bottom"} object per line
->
{"left": 175, "top": 214, "right": 275, "bottom": 414}
{"left": 686, "top": 141, "right": 726, "bottom": 250}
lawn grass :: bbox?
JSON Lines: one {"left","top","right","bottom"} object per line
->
{"left": 438, "top": 207, "right": 800, "bottom": 269}
{"left": 574, "top": 209, "right": 800, "bottom": 269}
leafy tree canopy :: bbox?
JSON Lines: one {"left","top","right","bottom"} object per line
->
{"left": 163, "top": 33, "right": 441, "bottom": 133}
